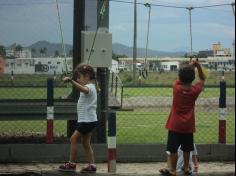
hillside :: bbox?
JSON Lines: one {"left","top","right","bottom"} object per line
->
{"left": 7, "top": 41, "right": 187, "bottom": 58}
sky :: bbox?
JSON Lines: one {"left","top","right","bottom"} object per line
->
{"left": 0, "top": 0, "right": 235, "bottom": 52}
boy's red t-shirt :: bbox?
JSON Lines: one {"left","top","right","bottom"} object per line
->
{"left": 165, "top": 80, "right": 203, "bottom": 133}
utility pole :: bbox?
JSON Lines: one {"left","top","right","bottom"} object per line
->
{"left": 96, "top": 0, "right": 109, "bottom": 143}
{"left": 133, "top": 0, "right": 137, "bottom": 84}
{"left": 186, "top": 7, "right": 194, "bottom": 56}
{"left": 144, "top": 3, "right": 151, "bottom": 72}
{"left": 67, "top": 0, "right": 85, "bottom": 138}
{"left": 232, "top": 2, "right": 235, "bottom": 17}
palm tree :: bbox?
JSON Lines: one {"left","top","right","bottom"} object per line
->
{"left": 15, "top": 45, "right": 23, "bottom": 52}
{"left": 69, "top": 49, "right": 73, "bottom": 57}
{"left": 0, "top": 45, "right": 6, "bottom": 57}
{"left": 15, "top": 44, "right": 23, "bottom": 58}
{"left": 43, "top": 47, "right": 47, "bottom": 57}
{"left": 40, "top": 47, "right": 47, "bottom": 57}
{"left": 31, "top": 48, "right": 36, "bottom": 58}
{"left": 54, "top": 50, "right": 60, "bottom": 57}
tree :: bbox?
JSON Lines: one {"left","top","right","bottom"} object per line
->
{"left": 112, "top": 51, "right": 128, "bottom": 61}
{"left": 15, "top": 45, "right": 23, "bottom": 52}
{"left": 69, "top": 49, "right": 73, "bottom": 57}
{"left": 43, "top": 47, "right": 47, "bottom": 56}
{"left": 31, "top": 48, "right": 36, "bottom": 58}
{"left": 54, "top": 50, "right": 60, "bottom": 57}
{"left": 40, "top": 47, "right": 47, "bottom": 57}
{"left": 0, "top": 45, "right": 6, "bottom": 57}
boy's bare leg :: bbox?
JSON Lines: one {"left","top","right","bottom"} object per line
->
{"left": 169, "top": 153, "right": 178, "bottom": 174}
{"left": 167, "top": 153, "right": 171, "bottom": 169}
{"left": 69, "top": 130, "right": 81, "bottom": 162}
{"left": 183, "top": 151, "right": 190, "bottom": 172}
{"left": 192, "top": 155, "right": 199, "bottom": 172}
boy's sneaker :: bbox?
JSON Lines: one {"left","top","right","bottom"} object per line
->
{"left": 59, "top": 162, "right": 76, "bottom": 172}
{"left": 80, "top": 164, "right": 97, "bottom": 173}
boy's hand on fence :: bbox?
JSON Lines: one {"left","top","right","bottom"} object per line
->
{"left": 63, "top": 77, "right": 72, "bottom": 83}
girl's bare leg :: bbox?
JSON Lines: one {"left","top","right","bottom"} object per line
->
{"left": 81, "top": 132, "right": 94, "bottom": 164}
{"left": 69, "top": 130, "right": 81, "bottom": 162}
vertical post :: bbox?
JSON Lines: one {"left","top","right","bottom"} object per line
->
{"left": 133, "top": 0, "right": 137, "bottom": 84}
{"left": 111, "top": 71, "right": 114, "bottom": 93}
{"left": 96, "top": 68, "right": 108, "bottom": 143}
{"left": 11, "top": 70, "right": 14, "bottom": 86}
{"left": 95, "top": 0, "right": 109, "bottom": 143}
{"left": 144, "top": 3, "right": 151, "bottom": 71}
{"left": 47, "top": 78, "right": 54, "bottom": 144}
{"left": 231, "top": 2, "right": 235, "bottom": 18}
{"left": 187, "top": 7, "right": 194, "bottom": 56}
{"left": 219, "top": 72, "right": 227, "bottom": 144}
{"left": 66, "top": 0, "right": 85, "bottom": 138}
{"left": 108, "top": 111, "right": 116, "bottom": 173}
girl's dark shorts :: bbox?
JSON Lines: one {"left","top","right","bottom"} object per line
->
{"left": 76, "top": 121, "right": 98, "bottom": 135}
{"left": 167, "top": 130, "right": 194, "bottom": 153}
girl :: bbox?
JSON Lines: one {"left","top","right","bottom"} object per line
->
{"left": 59, "top": 64, "right": 100, "bottom": 173}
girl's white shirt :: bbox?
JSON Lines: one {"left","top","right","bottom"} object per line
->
{"left": 77, "top": 83, "right": 97, "bottom": 123}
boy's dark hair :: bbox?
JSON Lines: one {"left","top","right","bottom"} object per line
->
{"left": 178, "top": 64, "right": 195, "bottom": 84}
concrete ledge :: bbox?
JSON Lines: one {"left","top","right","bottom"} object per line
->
{"left": 0, "top": 144, "right": 234, "bottom": 163}
{"left": 0, "top": 170, "right": 235, "bottom": 176}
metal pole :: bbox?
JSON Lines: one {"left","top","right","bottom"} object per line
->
{"left": 144, "top": 3, "right": 151, "bottom": 68}
{"left": 187, "top": 7, "right": 194, "bottom": 56}
{"left": 108, "top": 111, "right": 116, "bottom": 173}
{"left": 46, "top": 78, "right": 54, "bottom": 144}
{"left": 67, "top": 0, "right": 85, "bottom": 138}
{"left": 219, "top": 72, "right": 227, "bottom": 144}
{"left": 232, "top": 2, "right": 235, "bottom": 17}
{"left": 96, "top": 0, "right": 109, "bottom": 143}
{"left": 133, "top": 0, "right": 137, "bottom": 84}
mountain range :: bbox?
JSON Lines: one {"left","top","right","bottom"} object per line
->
{"left": 22, "top": 40, "right": 186, "bottom": 58}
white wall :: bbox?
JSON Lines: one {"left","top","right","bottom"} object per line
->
{"left": 160, "top": 61, "right": 179, "bottom": 71}
{"left": 4, "top": 57, "right": 72, "bottom": 74}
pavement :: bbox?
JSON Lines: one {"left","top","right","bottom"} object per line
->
{"left": 0, "top": 162, "right": 235, "bottom": 176}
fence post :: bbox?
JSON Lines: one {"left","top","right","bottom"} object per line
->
{"left": 47, "top": 78, "right": 54, "bottom": 144}
{"left": 219, "top": 72, "right": 227, "bottom": 144}
{"left": 108, "top": 111, "right": 116, "bottom": 173}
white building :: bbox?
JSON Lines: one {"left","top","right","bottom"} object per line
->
{"left": 6, "top": 49, "right": 32, "bottom": 58}
{"left": 118, "top": 57, "right": 235, "bottom": 72}
{"left": 110, "top": 59, "right": 119, "bottom": 73}
{"left": 160, "top": 61, "right": 179, "bottom": 71}
{"left": 4, "top": 57, "right": 73, "bottom": 75}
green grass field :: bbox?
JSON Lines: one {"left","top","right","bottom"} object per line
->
{"left": 0, "top": 72, "right": 235, "bottom": 144}
{"left": 0, "top": 87, "right": 235, "bottom": 99}
{"left": 123, "top": 87, "right": 235, "bottom": 98}
{"left": 0, "top": 111, "right": 234, "bottom": 144}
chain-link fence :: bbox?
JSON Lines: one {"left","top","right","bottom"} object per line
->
{"left": 0, "top": 0, "right": 235, "bottom": 145}
{"left": 116, "top": 69, "right": 235, "bottom": 144}
{"left": 0, "top": 68, "right": 235, "bottom": 144}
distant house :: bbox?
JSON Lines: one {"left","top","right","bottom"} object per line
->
{"left": 0, "top": 55, "right": 4, "bottom": 74}
{"left": 6, "top": 48, "right": 32, "bottom": 59}
{"left": 198, "top": 50, "right": 214, "bottom": 57}
{"left": 110, "top": 59, "right": 119, "bottom": 73}
{"left": 4, "top": 57, "right": 73, "bottom": 75}
{"left": 160, "top": 61, "right": 179, "bottom": 71}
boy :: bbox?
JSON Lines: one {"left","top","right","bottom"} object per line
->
{"left": 160, "top": 60, "right": 205, "bottom": 176}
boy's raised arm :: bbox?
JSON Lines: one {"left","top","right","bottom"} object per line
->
{"left": 193, "top": 61, "right": 206, "bottom": 84}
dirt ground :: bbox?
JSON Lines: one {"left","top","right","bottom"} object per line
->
{"left": 0, "top": 162, "right": 235, "bottom": 175}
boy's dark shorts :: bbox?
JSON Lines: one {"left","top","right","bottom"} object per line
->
{"left": 167, "top": 130, "right": 194, "bottom": 153}
{"left": 76, "top": 121, "right": 98, "bottom": 135}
